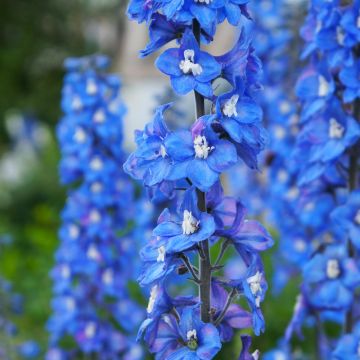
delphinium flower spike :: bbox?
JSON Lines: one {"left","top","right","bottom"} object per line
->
{"left": 286, "top": 1, "right": 360, "bottom": 358}
{"left": 124, "top": 0, "right": 274, "bottom": 358}
{"left": 47, "top": 55, "right": 146, "bottom": 359}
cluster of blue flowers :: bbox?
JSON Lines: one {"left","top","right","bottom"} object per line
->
{"left": 0, "top": 236, "right": 39, "bottom": 360}
{"left": 284, "top": 0, "right": 360, "bottom": 358}
{"left": 125, "top": 0, "right": 274, "bottom": 358}
{"left": 47, "top": 55, "right": 146, "bottom": 359}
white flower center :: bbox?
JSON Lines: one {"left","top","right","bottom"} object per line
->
{"left": 90, "top": 157, "right": 103, "bottom": 171}
{"left": 357, "top": 14, "right": 360, "bottom": 28}
{"left": 147, "top": 285, "right": 159, "bottom": 314}
{"left": 89, "top": 210, "right": 101, "bottom": 223}
{"left": 277, "top": 170, "right": 288, "bottom": 183}
{"left": 91, "top": 182, "right": 103, "bottom": 193}
{"left": 329, "top": 118, "right": 345, "bottom": 139}
{"left": 69, "top": 224, "right": 79, "bottom": 239}
{"left": 160, "top": 144, "right": 167, "bottom": 158}
{"left": 247, "top": 271, "right": 262, "bottom": 307}
{"left": 280, "top": 101, "right": 291, "bottom": 114}
{"left": 85, "top": 322, "right": 96, "bottom": 338}
{"left": 294, "top": 239, "right": 306, "bottom": 252}
{"left": 61, "top": 265, "right": 70, "bottom": 279}
{"left": 93, "top": 109, "right": 105, "bottom": 123}
{"left": 187, "top": 329, "right": 197, "bottom": 341}
{"left": 318, "top": 75, "right": 330, "bottom": 97}
{"left": 274, "top": 125, "right": 286, "bottom": 140}
{"left": 194, "top": 0, "right": 212, "bottom": 3}
{"left": 326, "top": 259, "right": 340, "bottom": 279}
{"left": 102, "top": 269, "right": 114, "bottom": 285}
{"left": 179, "top": 50, "right": 203, "bottom": 76}
{"left": 194, "top": 135, "right": 214, "bottom": 159}
{"left": 87, "top": 244, "right": 100, "bottom": 260}
{"left": 223, "top": 95, "right": 239, "bottom": 117}
{"left": 336, "top": 26, "right": 345, "bottom": 45}
{"left": 355, "top": 210, "right": 360, "bottom": 225}
{"left": 157, "top": 246, "right": 166, "bottom": 262}
{"left": 72, "top": 96, "right": 82, "bottom": 110}
{"left": 74, "top": 127, "right": 86, "bottom": 143}
{"left": 86, "top": 79, "right": 98, "bottom": 95}
{"left": 66, "top": 297, "right": 75, "bottom": 311}
{"left": 182, "top": 210, "right": 200, "bottom": 235}
{"left": 252, "top": 350, "right": 261, "bottom": 360}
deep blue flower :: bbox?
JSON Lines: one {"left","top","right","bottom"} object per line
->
{"left": 303, "top": 245, "right": 360, "bottom": 310}
{"left": 331, "top": 190, "right": 360, "bottom": 249}
{"left": 124, "top": 103, "right": 173, "bottom": 188}
{"left": 165, "top": 116, "right": 237, "bottom": 191}
{"left": 156, "top": 29, "right": 221, "bottom": 97}
{"left": 148, "top": 305, "right": 221, "bottom": 360}
{"left": 333, "top": 322, "right": 360, "bottom": 359}
{"left": 339, "top": 60, "right": 360, "bottom": 103}
{"left": 153, "top": 188, "right": 216, "bottom": 253}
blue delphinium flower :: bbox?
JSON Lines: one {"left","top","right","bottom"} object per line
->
{"left": 148, "top": 306, "right": 221, "bottom": 360}
{"left": 333, "top": 322, "right": 360, "bottom": 359}
{"left": 125, "top": 0, "right": 273, "bottom": 358}
{"left": 303, "top": 245, "right": 360, "bottom": 310}
{"left": 331, "top": 190, "right": 360, "bottom": 249}
{"left": 48, "top": 55, "right": 148, "bottom": 359}
{"left": 156, "top": 29, "right": 221, "bottom": 97}
{"left": 165, "top": 117, "right": 237, "bottom": 190}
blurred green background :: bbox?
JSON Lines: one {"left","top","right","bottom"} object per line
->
{"left": 0, "top": 0, "right": 316, "bottom": 358}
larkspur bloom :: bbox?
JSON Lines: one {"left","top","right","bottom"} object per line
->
{"left": 48, "top": 55, "right": 147, "bottom": 359}
{"left": 125, "top": 0, "right": 273, "bottom": 358}
{"left": 156, "top": 29, "right": 221, "bottom": 97}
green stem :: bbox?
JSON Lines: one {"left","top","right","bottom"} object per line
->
{"left": 344, "top": 100, "right": 360, "bottom": 333}
{"left": 193, "top": 20, "right": 212, "bottom": 323}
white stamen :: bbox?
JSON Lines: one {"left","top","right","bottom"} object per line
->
{"left": 61, "top": 265, "right": 70, "bottom": 279}
{"left": 93, "top": 109, "right": 105, "bottom": 123}
{"left": 247, "top": 271, "right": 262, "bottom": 308}
{"left": 74, "top": 127, "right": 86, "bottom": 143}
{"left": 160, "top": 144, "right": 167, "bottom": 158}
{"left": 252, "top": 350, "right": 261, "bottom": 360}
{"left": 329, "top": 118, "right": 345, "bottom": 139}
{"left": 89, "top": 210, "right": 101, "bottom": 223}
{"left": 274, "top": 125, "right": 286, "bottom": 140}
{"left": 187, "top": 329, "right": 197, "bottom": 341}
{"left": 90, "top": 157, "right": 103, "bottom": 171}
{"left": 194, "top": 135, "right": 214, "bottom": 159}
{"left": 86, "top": 79, "right": 98, "bottom": 95}
{"left": 69, "top": 224, "right": 79, "bottom": 239}
{"left": 273, "top": 351, "right": 286, "bottom": 360}
{"left": 357, "top": 14, "right": 360, "bottom": 28}
{"left": 182, "top": 210, "right": 200, "bottom": 235}
{"left": 147, "top": 285, "right": 159, "bottom": 314}
{"left": 72, "top": 96, "right": 82, "bottom": 110}
{"left": 194, "top": 0, "right": 212, "bottom": 3}
{"left": 91, "top": 182, "right": 103, "bottom": 193}
{"left": 318, "top": 75, "right": 330, "bottom": 97}
{"left": 87, "top": 244, "right": 100, "bottom": 260}
{"left": 179, "top": 50, "right": 203, "bottom": 76}
{"left": 294, "top": 239, "right": 306, "bottom": 253}
{"left": 277, "top": 170, "right": 288, "bottom": 183}
{"left": 305, "top": 202, "right": 315, "bottom": 212}
{"left": 355, "top": 210, "right": 360, "bottom": 225}
{"left": 85, "top": 322, "right": 96, "bottom": 338}
{"left": 280, "top": 101, "right": 291, "bottom": 114}
{"left": 66, "top": 297, "right": 75, "bottom": 311}
{"left": 223, "top": 95, "right": 239, "bottom": 117}
{"left": 326, "top": 259, "right": 340, "bottom": 279}
{"left": 336, "top": 26, "right": 345, "bottom": 46}
{"left": 157, "top": 246, "right": 166, "bottom": 262}
{"left": 102, "top": 269, "right": 114, "bottom": 285}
